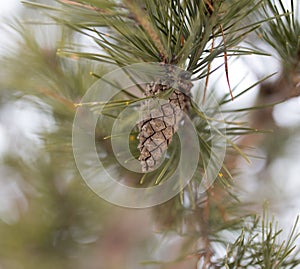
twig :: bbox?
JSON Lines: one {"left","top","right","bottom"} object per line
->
{"left": 199, "top": 194, "right": 213, "bottom": 268}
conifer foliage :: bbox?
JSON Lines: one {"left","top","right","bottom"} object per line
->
{"left": 0, "top": 0, "right": 300, "bottom": 268}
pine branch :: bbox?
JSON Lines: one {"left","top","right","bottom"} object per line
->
{"left": 219, "top": 215, "right": 300, "bottom": 268}
{"left": 2, "top": 2, "right": 300, "bottom": 269}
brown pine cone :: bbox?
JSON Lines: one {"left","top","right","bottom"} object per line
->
{"left": 137, "top": 72, "right": 192, "bottom": 172}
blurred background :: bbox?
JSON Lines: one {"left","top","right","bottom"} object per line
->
{"left": 0, "top": 1, "right": 300, "bottom": 269}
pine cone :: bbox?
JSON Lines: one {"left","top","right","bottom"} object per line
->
{"left": 137, "top": 68, "right": 192, "bottom": 172}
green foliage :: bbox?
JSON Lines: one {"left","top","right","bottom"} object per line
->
{"left": 19, "top": 0, "right": 272, "bottom": 190}
{"left": 220, "top": 215, "right": 300, "bottom": 268}
{"left": 260, "top": 0, "right": 300, "bottom": 69}
{"left": 23, "top": 0, "right": 268, "bottom": 74}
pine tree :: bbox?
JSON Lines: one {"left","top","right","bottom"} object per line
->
{"left": 0, "top": 0, "right": 300, "bottom": 268}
